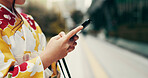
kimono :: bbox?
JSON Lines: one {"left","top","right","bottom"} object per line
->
{"left": 0, "top": 4, "right": 60, "bottom": 78}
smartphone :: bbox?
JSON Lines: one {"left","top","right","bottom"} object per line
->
{"left": 70, "top": 19, "right": 91, "bottom": 39}
{"left": 81, "top": 19, "right": 91, "bottom": 30}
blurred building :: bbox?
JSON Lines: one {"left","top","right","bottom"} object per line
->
{"left": 28, "top": 0, "right": 47, "bottom": 8}
{"left": 88, "top": 0, "right": 148, "bottom": 43}
{"left": 26, "top": 0, "right": 93, "bottom": 31}
{"left": 45, "top": 0, "right": 92, "bottom": 29}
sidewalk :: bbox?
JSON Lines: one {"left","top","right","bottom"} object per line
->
{"left": 106, "top": 37, "right": 148, "bottom": 58}
{"left": 60, "top": 34, "right": 148, "bottom": 78}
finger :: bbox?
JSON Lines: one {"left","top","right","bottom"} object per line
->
{"left": 73, "top": 42, "right": 77, "bottom": 46}
{"left": 65, "top": 26, "right": 83, "bottom": 41}
{"left": 59, "top": 31, "right": 65, "bottom": 37}
{"left": 67, "top": 46, "right": 75, "bottom": 52}
{"left": 69, "top": 42, "right": 77, "bottom": 48}
{"left": 68, "top": 40, "right": 75, "bottom": 45}
{"left": 52, "top": 35, "right": 61, "bottom": 40}
{"left": 70, "top": 35, "right": 79, "bottom": 41}
{"left": 68, "top": 41, "right": 77, "bottom": 47}
{"left": 73, "top": 35, "right": 79, "bottom": 41}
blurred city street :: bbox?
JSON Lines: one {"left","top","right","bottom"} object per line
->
{"left": 64, "top": 34, "right": 148, "bottom": 78}
{"left": 21, "top": 0, "right": 148, "bottom": 78}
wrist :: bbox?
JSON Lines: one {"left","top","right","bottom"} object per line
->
{"left": 39, "top": 53, "right": 55, "bottom": 69}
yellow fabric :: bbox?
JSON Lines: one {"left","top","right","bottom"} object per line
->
{"left": 0, "top": 4, "right": 59, "bottom": 78}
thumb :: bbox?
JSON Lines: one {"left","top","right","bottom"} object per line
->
{"left": 53, "top": 31, "right": 65, "bottom": 40}
{"left": 52, "top": 35, "right": 61, "bottom": 40}
{"left": 59, "top": 31, "right": 65, "bottom": 37}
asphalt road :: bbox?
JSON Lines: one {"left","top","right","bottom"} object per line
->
{"left": 61, "top": 35, "right": 148, "bottom": 78}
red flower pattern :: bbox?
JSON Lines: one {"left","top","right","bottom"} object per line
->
{"left": 0, "top": 7, "right": 16, "bottom": 30}
{"left": 19, "top": 62, "right": 28, "bottom": 72}
{"left": 9, "top": 62, "right": 28, "bottom": 77}
{"left": 21, "top": 13, "right": 36, "bottom": 30}
{"left": 9, "top": 66, "right": 19, "bottom": 77}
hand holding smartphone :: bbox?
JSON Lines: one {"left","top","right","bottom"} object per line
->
{"left": 70, "top": 19, "right": 91, "bottom": 40}
{"left": 60, "top": 19, "right": 91, "bottom": 78}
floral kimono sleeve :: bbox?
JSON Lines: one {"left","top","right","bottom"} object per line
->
{"left": 0, "top": 30, "right": 44, "bottom": 78}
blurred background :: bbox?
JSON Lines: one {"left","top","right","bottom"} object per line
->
{"left": 17, "top": 0, "right": 148, "bottom": 78}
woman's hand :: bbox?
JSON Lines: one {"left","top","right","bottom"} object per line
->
{"left": 40, "top": 26, "right": 83, "bottom": 69}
